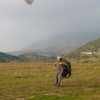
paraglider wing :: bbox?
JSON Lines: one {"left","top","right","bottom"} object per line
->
{"left": 24, "top": 0, "right": 34, "bottom": 5}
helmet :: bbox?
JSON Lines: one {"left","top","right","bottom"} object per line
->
{"left": 57, "top": 56, "right": 61, "bottom": 59}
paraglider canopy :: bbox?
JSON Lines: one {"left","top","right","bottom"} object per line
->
{"left": 24, "top": 0, "right": 34, "bottom": 5}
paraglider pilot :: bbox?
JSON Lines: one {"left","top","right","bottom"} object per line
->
{"left": 55, "top": 56, "right": 71, "bottom": 86}
{"left": 55, "top": 56, "right": 65, "bottom": 86}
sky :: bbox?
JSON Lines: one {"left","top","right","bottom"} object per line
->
{"left": 0, "top": 0, "right": 100, "bottom": 52}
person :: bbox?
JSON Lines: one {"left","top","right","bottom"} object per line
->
{"left": 55, "top": 56, "right": 71, "bottom": 86}
{"left": 55, "top": 56, "right": 66, "bottom": 86}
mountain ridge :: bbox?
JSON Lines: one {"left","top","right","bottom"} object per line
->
{"left": 1, "top": 37, "right": 100, "bottom": 62}
{"left": 7, "top": 32, "right": 100, "bottom": 56}
{"left": 23, "top": 32, "right": 100, "bottom": 51}
{"left": 66, "top": 38, "right": 100, "bottom": 59}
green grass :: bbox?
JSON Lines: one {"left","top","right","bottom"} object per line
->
{"left": 0, "top": 61, "right": 100, "bottom": 100}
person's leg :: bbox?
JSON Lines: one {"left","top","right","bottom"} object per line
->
{"left": 55, "top": 70, "right": 60, "bottom": 85}
{"left": 58, "top": 70, "right": 63, "bottom": 86}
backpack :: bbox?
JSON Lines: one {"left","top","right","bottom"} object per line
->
{"left": 62, "top": 60, "right": 71, "bottom": 78}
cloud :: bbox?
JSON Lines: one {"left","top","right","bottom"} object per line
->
{"left": 0, "top": 0, "right": 100, "bottom": 52}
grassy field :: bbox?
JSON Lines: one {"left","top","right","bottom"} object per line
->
{"left": 0, "top": 61, "right": 100, "bottom": 100}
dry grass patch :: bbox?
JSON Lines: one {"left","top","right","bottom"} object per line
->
{"left": 0, "top": 61, "right": 100, "bottom": 100}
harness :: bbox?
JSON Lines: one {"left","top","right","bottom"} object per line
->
{"left": 62, "top": 60, "right": 71, "bottom": 78}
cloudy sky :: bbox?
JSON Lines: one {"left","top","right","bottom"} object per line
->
{"left": 0, "top": 0, "right": 100, "bottom": 52}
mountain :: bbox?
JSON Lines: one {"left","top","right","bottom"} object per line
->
{"left": 3, "top": 37, "right": 100, "bottom": 62}
{"left": 7, "top": 45, "right": 80, "bottom": 58}
{"left": 66, "top": 38, "right": 100, "bottom": 59}
{"left": 7, "top": 32, "right": 100, "bottom": 57}
{"left": 23, "top": 32, "right": 100, "bottom": 51}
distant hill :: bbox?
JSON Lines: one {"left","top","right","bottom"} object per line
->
{"left": 19, "top": 53, "right": 48, "bottom": 61}
{"left": 7, "top": 32, "right": 100, "bottom": 57}
{"left": 0, "top": 52, "right": 50, "bottom": 62}
{"left": 7, "top": 45, "right": 80, "bottom": 58}
{"left": 2, "top": 38, "right": 100, "bottom": 62}
{"left": 66, "top": 38, "right": 100, "bottom": 59}
{"left": 23, "top": 32, "right": 100, "bottom": 51}
{"left": 0, "top": 52, "right": 22, "bottom": 62}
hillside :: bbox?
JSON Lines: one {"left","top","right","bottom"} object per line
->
{"left": 66, "top": 38, "right": 100, "bottom": 60}
{"left": 0, "top": 52, "right": 50, "bottom": 62}
{"left": 7, "top": 45, "right": 80, "bottom": 58}
{"left": 19, "top": 53, "right": 48, "bottom": 62}
{"left": 23, "top": 32, "right": 100, "bottom": 51}
{"left": 1, "top": 37, "right": 100, "bottom": 62}
{"left": 7, "top": 32, "right": 100, "bottom": 57}
{"left": 0, "top": 52, "right": 22, "bottom": 62}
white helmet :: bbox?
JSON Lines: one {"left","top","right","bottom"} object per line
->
{"left": 57, "top": 56, "right": 61, "bottom": 59}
